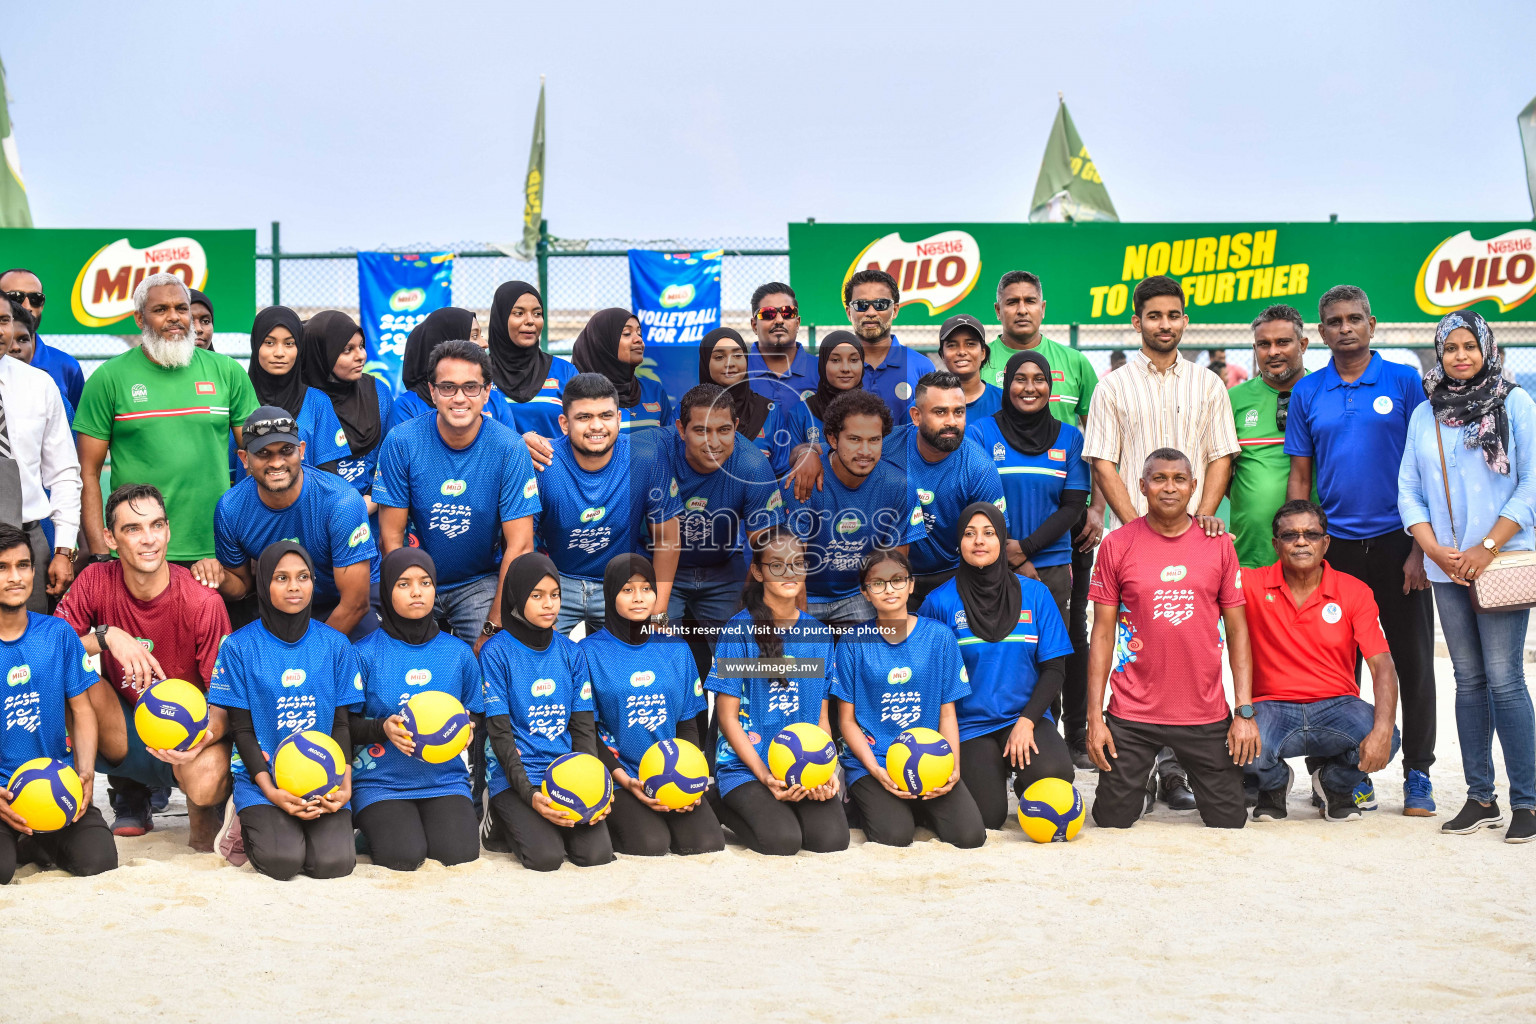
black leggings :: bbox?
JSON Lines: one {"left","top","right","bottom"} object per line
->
{"left": 707, "top": 780, "right": 850, "bottom": 856}
{"left": 488, "top": 790, "right": 614, "bottom": 871}
{"left": 960, "top": 722, "right": 1076, "bottom": 830}
{"left": 239, "top": 804, "right": 356, "bottom": 881}
{"left": 848, "top": 774, "right": 986, "bottom": 849}
{"left": 0, "top": 806, "right": 117, "bottom": 884}
{"left": 355, "top": 795, "right": 479, "bottom": 871}
{"left": 605, "top": 786, "right": 725, "bottom": 856}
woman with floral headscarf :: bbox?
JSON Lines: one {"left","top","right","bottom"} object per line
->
{"left": 1399, "top": 309, "right": 1536, "bottom": 843}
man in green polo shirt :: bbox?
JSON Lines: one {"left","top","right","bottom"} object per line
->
{"left": 75, "top": 274, "right": 258, "bottom": 570}
{"left": 1228, "top": 303, "right": 1311, "bottom": 568}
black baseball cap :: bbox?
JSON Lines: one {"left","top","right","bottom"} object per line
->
{"left": 242, "top": 406, "right": 301, "bottom": 454}
{"left": 939, "top": 313, "right": 987, "bottom": 345}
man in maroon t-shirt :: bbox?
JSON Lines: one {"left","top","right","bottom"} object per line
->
{"left": 1086, "top": 448, "right": 1259, "bottom": 829}
{"left": 56, "top": 484, "right": 232, "bottom": 849}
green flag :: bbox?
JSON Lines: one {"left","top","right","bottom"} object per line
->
{"left": 1029, "top": 96, "right": 1116, "bottom": 224}
{"left": 0, "top": 54, "right": 32, "bottom": 228}
{"left": 1520, "top": 94, "right": 1536, "bottom": 219}
{"left": 514, "top": 77, "right": 545, "bottom": 259}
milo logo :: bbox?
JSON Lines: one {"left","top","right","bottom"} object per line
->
{"left": 335, "top": 427, "right": 347, "bottom": 447}
{"left": 1160, "top": 565, "right": 1188, "bottom": 583}
{"left": 580, "top": 506, "right": 606, "bottom": 523}
{"left": 910, "top": 506, "right": 924, "bottom": 526}
{"left": 404, "top": 669, "right": 432, "bottom": 687}
{"left": 836, "top": 515, "right": 860, "bottom": 534}
{"left": 916, "top": 488, "right": 934, "bottom": 505}
{"left": 440, "top": 479, "right": 467, "bottom": 497}
{"left": 629, "top": 670, "right": 656, "bottom": 687}
{"left": 389, "top": 287, "right": 426, "bottom": 312}
{"left": 531, "top": 678, "right": 557, "bottom": 697}
{"left": 766, "top": 490, "right": 783, "bottom": 511}
{"left": 522, "top": 477, "right": 538, "bottom": 500}
{"left": 6, "top": 664, "right": 30, "bottom": 687}
{"left": 281, "top": 668, "right": 307, "bottom": 688}
{"left": 887, "top": 666, "right": 913, "bottom": 685}
{"left": 685, "top": 497, "right": 708, "bottom": 512}
{"left": 347, "top": 523, "right": 370, "bottom": 548}
{"left": 580, "top": 680, "right": 592, "bottom": 701}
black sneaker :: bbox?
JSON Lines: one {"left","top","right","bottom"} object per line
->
{"left": 480, "top": 805, "right": 511, "bottom": 854}
{"left": 1242, "top": 773, "right": 1260, "bottom": 810}
{"left": 1506, "top": 809, "right": 1536, "bottom": 844}
{"left": 1312, "top": 771, "right": 1360, "bottom": 823}
{"left": 1252, "top": 765, "right": 1292, "bottom": 821}
{"left": 1159, "top": 765, "right": 1197, "bottom": 811}
{"left": 1070, "top": 733, "right": 1097, "bottom": 772}
{"left": 1441, "top": 798, "right": 1504, "bottom": 835}
{"left": 149, "top": 787, "right": 172, "bottom": 814}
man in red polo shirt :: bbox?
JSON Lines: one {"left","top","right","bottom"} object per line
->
{"left": 1241, "top": 499, "right": 1399, "bottom": 823}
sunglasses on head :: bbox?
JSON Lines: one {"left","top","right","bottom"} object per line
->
{"left": 247, "top": 415, "right": 297, "bottom": 439}
{"left": 754, "top": 305, "right": 799, "bottom": 322}
{"left": 3, "top": 290, "right": 43, "bottom": 307}
{"left": 849, "top": 298, "right": 894, "bottom": 313}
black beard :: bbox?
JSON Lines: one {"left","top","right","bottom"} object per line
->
{"left": 920, "top": 426, "right": 962, "bottom": 453}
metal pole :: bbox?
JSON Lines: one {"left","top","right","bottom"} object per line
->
{"left": 1070, "top": 322, "right": 1080, "bottom": 349}
{"left": 537, "top": 218, "right": 550, "bottom": 348}
{"left": 270, "top": 220, "right": 281, "bottom": 307}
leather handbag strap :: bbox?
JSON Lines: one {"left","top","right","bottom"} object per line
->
{"left": 1434, "top": 421, "right": 1459, "bottom": 549}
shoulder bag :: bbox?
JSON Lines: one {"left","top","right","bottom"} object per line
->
{"left": 1435, "top": 422, "right": 1536, "bottom": 613}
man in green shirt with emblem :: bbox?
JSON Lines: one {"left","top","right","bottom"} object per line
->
{"left": 983, "top": 269, "right": 1105, "bottom": 769}
{"left": 1228, "top": 304, "right": 1311, "bottom": 568}
{"left": 75, "top": 274, "right": 259, "bottom": 577}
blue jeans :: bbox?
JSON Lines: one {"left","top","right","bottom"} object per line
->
{"left": 667, "top": 562, "right": 744, "bottom": 630}
{"left": 1249, "top": 695, "right": 1400, "bottom": 794}
{"left": 1433, "top": 581, "right": 1536, "bottom": 810}
{"left": 434, "top": 573, "right": 499, "bottom": 642}
{"left": 555, "top": 575, "right": 606, "bottom": 636}
{"left": 807, "top": 592, "right": 875, "bottom": 628}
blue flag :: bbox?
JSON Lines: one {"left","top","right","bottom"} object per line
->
{"left": 357, "top": 251, "right": 454, "bottom": 394}
{"left": 628, "top": 249, "right": 722, "bottom": 404}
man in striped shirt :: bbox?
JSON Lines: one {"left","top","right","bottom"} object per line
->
{"left": 1228, "top": 305, "right": 1310, "bottom": 569}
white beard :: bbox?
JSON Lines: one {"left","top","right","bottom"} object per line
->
{"left": 140, "top": 325, "right": 195, "bottom": 368}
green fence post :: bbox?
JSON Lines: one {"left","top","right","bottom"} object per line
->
{"left": 270, "top": 220, "right": 281, "bottom": 307}
{"left": 537, "top": 218, "right": 550, "bottom": 347}
{"left": 1070, "top": 322, "right": 1079, "bottom": 349}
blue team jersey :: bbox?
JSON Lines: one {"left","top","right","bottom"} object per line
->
{"left": 0, "top": 615, "right": 98, "bottom": 779}
{"left": 383, "top": 385, "right": 521, "bottom": 435}
{"left": 662, "top": 429, "right": 784, "bottom": 570}
{"left": 746, "top": 342, "right": 818, "bottom": 408}
{"left": 782, "top": 453, "right": 925, "bottom": 601}
{"left": 918, "top": 576, "right": 1073, "bottom": 741}
{"left": 500, "top": 356, "right": 580, "bottom": 439}
{"left": 207, "top": 620, "right": 364, "bottom": 812}
{"left": 214, "top": 469, "right": 379, "bottom": 603}
{"left": 32, "top": 337, "right": 85, "bottom": 409}
{"left": 704, "top": 610, "right": 837, "bottom": 796}
{"left": 965, "top": 417, "right": 1090, "bottom": 569}
{"left": 966, "top": 384, "right": 1004, "bottom": 419}
{"left": 884, "top": 427, "right": 1006, "bottom": 575}
{"left": 349, "top": 629, "right": 483, "bottom": 812}
{"left": 372, "top": 415, "right": 541, "bottom": 590}
{"left": 584, "top": 629, "right": 705, "bottom": 778}
{"left": 830, "top": 617, "right": 969, "bottom": 785}
{"left": 761, "top": 401, "right": 825, "bottom": 478}
{"left": 479, "top": 630, "right": 593, "bottom": 793}
{"left": 623, "top": 377, "right": 675, "bottom": 433}
{"left": 231, "top": 387, "right": 352, "bottom": 485}
{"left": 327, "top": 380, "right": 394, "bottom": 496}
{"left": 533, "top": 432, "right": 683, "bottom": 581}
{"left": 863, "top": 337, "right": 936, "bottom": 422}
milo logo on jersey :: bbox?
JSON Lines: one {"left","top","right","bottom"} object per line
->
{"left": 685, "top": 497, "right": 708, "bottom": 512}
{"left": 404, "top": 669, "right": 432, "bottom": 687}
{"left": 6, "top": 664, "right": 30, "bottom": 687}
{"left": 580, "top": 506, "right": 607, "bottom": 523}
{"left": 887, "top": 666, "right": 912, "bottom": 685}
{"left": 522, "top": 477, "right": 538, "bottom": 500}
{"left": 629, "top": 670, "right": 656, "bottom": 687}
{"left": 281, "top": 668, "right": 307, "bottom": 688}
{"left": 531, "top": 678, "right": 557, "bottom": 697}
{"left": 916, "top": 488, "right": 934, "bottom": 506}
{"left": 440, "top": 479, "right": 467, "bottom": 497}
{"left": 347, "top": 523, "right": 371, "bottom": 548}
{"left": 835, "top": 514, "right": 861, "bottom": 535}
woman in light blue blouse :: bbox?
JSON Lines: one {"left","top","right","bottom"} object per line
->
{"left": 1398, "top": 310, "right": 1536, "bottom": 843}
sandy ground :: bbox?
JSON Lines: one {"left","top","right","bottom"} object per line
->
{"left": 4, "top": 655, "right": 1534, "bottom": 1024}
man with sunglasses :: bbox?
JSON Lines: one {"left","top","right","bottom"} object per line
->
{"left": 1241, "top": 500, "right": 1399, "bottom": 823}
{"left": 0, "top": 268, "right": 82, "bottom": 410}
{"left": 745, "top": 282, "right": 817, "bottom": 406}
{"left": 1228, "top": 305, "right": 1310, "bottom": 570}
{"left": 845, "top": 269, "right": 934, "bottom": 422}
{"left": 213, "top": 406, "right": 380, "bottom": 639}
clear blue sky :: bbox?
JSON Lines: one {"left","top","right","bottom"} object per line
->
{"left": 12, "top": 1, "right": 1536, "bottom": 251}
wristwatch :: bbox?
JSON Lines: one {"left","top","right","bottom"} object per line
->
{"left": 93, "top": 623, "right": 110, "bottom": 650}
{"left": 1235, "top": 704, "right": 1255, "bottom": 720}
{"left": 481, "top": 620, "right": 501, "bottom": 637}
{"left": 1482, "top": 537, "right": 1500, "bottom": 553}
{"left": 55, "top": 546, "right": 76, "bottom": 557}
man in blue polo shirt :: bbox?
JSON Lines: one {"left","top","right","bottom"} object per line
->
{"left": 535, "top": 373, "right": 682, "bottom": 635}
{"left": 845, "top": 268, "right": 935, "bottom": 422}
{"left": 1, "top": 268, "right": 83, "bottom": 409}
{"left": 215, "top": 406, "right": 379, "bottom": 638}
{"left": 745, "top": 282, "right": 817, "bottom": 407}
{"left": 1284, "top": 283, "right": 1436, "bottom": 815}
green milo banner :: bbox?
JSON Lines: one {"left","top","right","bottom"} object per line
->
{"left": 788, "top": 221, "right": 1536, "bottom": 326}
{"left": 0, "top": 228, "right": 255, "bottom": 333}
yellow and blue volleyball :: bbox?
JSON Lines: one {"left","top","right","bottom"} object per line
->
{"left": 638, "top": 738, "right": 709, "bottom": 809}
{"left": 885, "top": 727, "right": 954, "bottom": 796}
{"left": 767, "top": 723, "right": 837, "bottom": 789}
{"left": 6, "top": 757, "right": 83, "bottom": 833}
{"left": 133, "top": 678, "right": 209, "bottom": 752}
{"left": 541, "top": 751, "right": 613, "bottom": 823}
{"left": 401, "top": 691, "right": 472, "bottom": 764}
{"left": 1017, "top": 777, "right": 1085, "bottom": 843}
{"left": 272, "top": 730, "right": 346, "bottom": 800}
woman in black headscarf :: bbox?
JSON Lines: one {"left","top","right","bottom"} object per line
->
{"left": 916, "top": 503, "right": 1077, "bottom": 830}
{"left": 571, "top": 307, "right": 673, "bottom": 431}
{"left": 765, "top": 330, "right": 866, "bottom": 477}
{"left": 699, "top": 327, "right": 772, "bottom": 444}
{"left": 492, "top": 282, "right": 582, "bottom": 451}
{"left": 230, "top": 306, "right": 340, "bottom": 483}
{"left": 347, "top": 547, "right": 483, "bottom": 871}
{"left": 301, "top": 310, "right": 393, "bottom": 507}
{"left": 207, "top": 542, "right": 363, "bottom": 879}
{"left": 580, "top": 553, "right": 725, "bottom": 857}
{"left": 478, "top": 553, "right": 616, "bottom": 871}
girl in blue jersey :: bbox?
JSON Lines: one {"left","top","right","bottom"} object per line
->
{"left": 300, "top": 311, "right": 393, "bottom": 512}
{"left": 586, "top": 553, "right": 724, "bottom": 856}
{"left": 209, "top": 542, "right": 363, "bottom": 880}
{"left": 349, "top": 548, "right": 483, "bottom": 871}
{"left": 232, "top": 305, "right": 349, "bottom": 483}
{"left": 389, "top": 307, "right": 520, "bottom": 433}
{"left": 918, "top": 503, "right": 1075, "bottom": 830}
{"left": 700, "top": 327, "right": 774, "bottom": 460}
{"left": 571, "top": 308, "right": 674, "bottom": 433}
{"left": 488, "top": 283, "right": 580, "bottom": 447}
{"left": 480, "top": 553, "right": 615, "bottom": 871}
{"left": 832, "top": 548, "right": 985, "bottom": 849}
{"left": 704, "top": 527, "right": 849, "bottom": 855}
{"left": 764, "top": 331, "right": 865, "bottom": 478}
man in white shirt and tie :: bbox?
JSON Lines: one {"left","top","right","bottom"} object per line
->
{"left": 0, "top": 302, "right": 80, "bottom": 608}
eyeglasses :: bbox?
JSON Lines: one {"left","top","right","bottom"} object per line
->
{"left": 754, "top": 305, "right": 799, "bottom": 322}
{"left": 1275, "top": 390, "right": 1292, "bottom": 430}
{"left": 432, "top": 382, "right": 486, "bottom": 397}
{"left": 864, "top": 575, "right": 911, "bottom": 593}
{"left": 2, "top": 290, "right": 44, "bottom": 307}
{"left": 246, "top": 415, "right": 297, "bottom": 439}
{"left": 849, "top": 298, "right": 894, "bottom": 313}
{"left": 762, "top": 559, "right": 808, "bottom": 577}
{"left": 1276, "top": 529, "right": 1326, "bottom": 544}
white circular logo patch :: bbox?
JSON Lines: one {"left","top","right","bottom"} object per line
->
{"left": 1321, "top": 602, "right": 1343, "bottom": 624}
{"left": 1372, "top": 396, "right": 1393, "bottom": 415}
{"left": 895, "top": 382, "right": 912, "bottom": 400}
{"left": 1160, "top": 564, "right": 1188, "bottom": 583}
